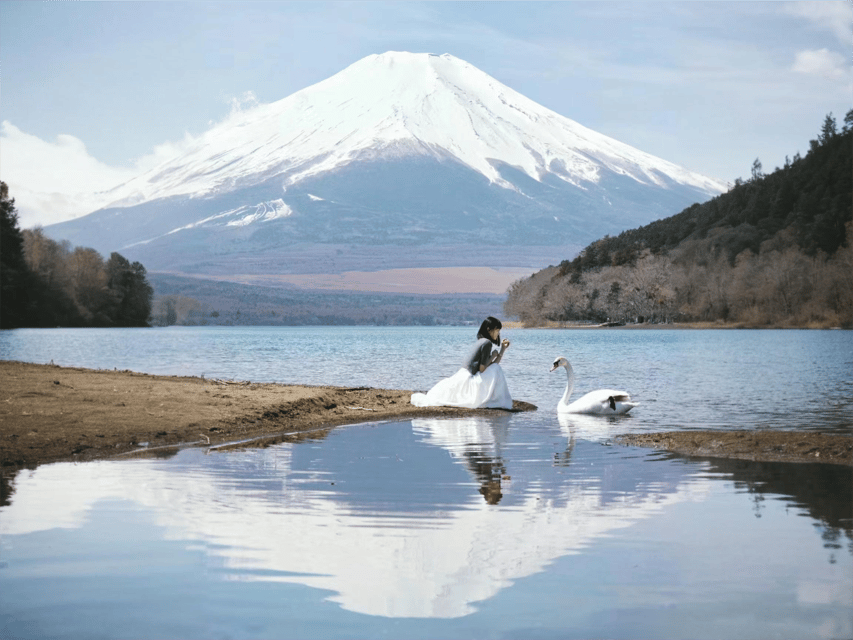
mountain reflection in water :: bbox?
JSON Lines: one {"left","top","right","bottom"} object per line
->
{"left": 1, "top": 417, "right": 714, "bottom": 619}
{"left": 1, "top": 414, "right": 850, "bottom": 639}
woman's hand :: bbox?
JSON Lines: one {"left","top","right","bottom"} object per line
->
{"left": 488, "top": 339, "right": 510, "bottom": 368}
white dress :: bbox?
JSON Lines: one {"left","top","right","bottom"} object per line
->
{"left": 411, "top": 363, "right": 513, "bottom": 410}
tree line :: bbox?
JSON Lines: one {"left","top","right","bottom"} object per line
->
{"left": 148, "top": 273, "right": 504, "bottom": 327}
{"left": 1, "top": 182, "right": 153, "bottom": 329}
{"left": 505, "top": 111, "right": 853, "bottom": 328}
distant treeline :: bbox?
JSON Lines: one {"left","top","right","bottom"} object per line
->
{"left": 148, "top": 273, "right": 505, "bottom": 327}
{"left": 505, "top": 112, "right": 853, "bottom": 328}
{"left": 1, "top": 182, "right": 153, "bottom": 329}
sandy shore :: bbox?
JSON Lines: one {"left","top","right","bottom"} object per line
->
{"left": 2, "top": 360, "right": 850, "bottom": 469}
{"left": 0, "top": 360, "right": 535, "bottom": 469}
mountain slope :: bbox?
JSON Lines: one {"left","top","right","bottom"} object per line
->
{"left": 46, "top": 51, "right": 727, "bottom": 276}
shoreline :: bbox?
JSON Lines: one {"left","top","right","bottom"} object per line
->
{"left": 0, "top": 360, "right": 535, "bottom": 469}
{"left": 504, "top": 320, "right": 850, "bottom": 330}
{"left": 2, "top": 360, "right": 850, "bottom": 470}
{"left": 616, "top": 431, "right": 852, "bottom": 467}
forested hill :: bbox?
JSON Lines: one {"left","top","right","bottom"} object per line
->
{"left": 1, "top": 182, "right": 153, "bottom": 329}
{"left": 505, "top": 112, "right": 853, "bottom": 328}
{"left": 563, "top": 112, "right": 850, "bottom": 271}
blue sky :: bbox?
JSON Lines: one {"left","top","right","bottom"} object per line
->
{"left": 1, "top": 1, "right": 850, "bottom": 226}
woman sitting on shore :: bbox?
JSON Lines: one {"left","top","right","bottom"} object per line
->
{"left": 411, "top": 316, "right": 513, "bottom": 410}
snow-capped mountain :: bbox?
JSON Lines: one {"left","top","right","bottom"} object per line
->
{"left": 47, "top": 51, "right": 727, "bottom": 276}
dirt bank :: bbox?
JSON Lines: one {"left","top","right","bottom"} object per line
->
{"left": 0, "top": 360, "right": 535, "bottom": 469}
{"left": 616, "top": 431, "right": 853, "bottom": 467}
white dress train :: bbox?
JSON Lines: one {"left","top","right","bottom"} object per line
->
{"left": 411, "top": 364, "right": 513, "bottom": 410}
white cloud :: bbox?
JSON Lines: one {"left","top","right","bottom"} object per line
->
{"left": 132, "top": 133, "right": 199, "bottom": 175}
{"left": 228, "top": 90, "right": 260, "bottom": 115}
{"left": 1, "top": 122, "right": 135, "bottom": 194}
{"left": 786, "top": 1, "right": 852, "bottom": 45}
{"left": 792, "top": 48, "right": 849, "bottom": 80}
{"left": 0, "top": 87, "right": 262, "bottom": 228}
{"left": 0, "top": 121, "right": 193, "bottom": 228}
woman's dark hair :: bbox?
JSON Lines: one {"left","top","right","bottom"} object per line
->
{"left": 477, "top": 316, "right": 502, "bottom": 345}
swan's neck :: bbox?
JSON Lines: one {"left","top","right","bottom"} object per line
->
{"left": 561, "top": 364, "right": 575, "bottom": 406}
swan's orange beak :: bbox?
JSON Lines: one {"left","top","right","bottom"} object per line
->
{"left": 549, "top": 363, "right": 559, "bottom": 372}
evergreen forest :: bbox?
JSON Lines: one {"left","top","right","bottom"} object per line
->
{"left": 1, "top": 182, "right": 153, "bottom": 329}
{"left": 505, "top": 112, "right": 853, "bottom": 328}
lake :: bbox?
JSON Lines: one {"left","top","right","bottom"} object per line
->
{"left": 1, "top": 326, "right": 851, "bottom": 639}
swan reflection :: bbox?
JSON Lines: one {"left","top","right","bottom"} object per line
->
{"left": 1, "top": 419, "right": 709, "bottom": 619}
{"left": 557, "top": 411, "right": 629, "bottom": 442}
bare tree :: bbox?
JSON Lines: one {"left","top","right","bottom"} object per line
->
{"left": 68, "top": 247, "right": 107, "bottom": 322}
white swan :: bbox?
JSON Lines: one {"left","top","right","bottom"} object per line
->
{"left": 550, "top": 356, "right": 638, "bottom": 415}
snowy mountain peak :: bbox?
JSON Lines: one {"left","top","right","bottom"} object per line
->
{"left": 105, "top": 51, "right": 726, "bottom": 208}
{"left": 48, "top": 52, "right": 731, "bottom": 278}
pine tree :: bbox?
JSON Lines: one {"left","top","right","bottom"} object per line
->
{"left": 750, "top": 158, "right": 763, "bottom": 181}
{"left": 0, "top": 182, "right": 32, "bottom": 328}
{"left": 106, "top": 252, "right": 153, "bottom": 326}
{"left": 820, "top": 113, "right": 838, "bottom": 144}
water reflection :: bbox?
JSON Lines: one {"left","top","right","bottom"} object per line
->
{"left": 555, "top": 411, "right": 630, "bottom": 441}
{"left": 696, "top": 455, "right": 853, "bottom": 563}
{"left": 411, "top": 415, "right": 512, "bottom": 504}
{"left": 1, "top": 418, "right": 714, "bottom": 619}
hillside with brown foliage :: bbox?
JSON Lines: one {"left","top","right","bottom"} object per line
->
{"left": 505, "top": 112, "right": 853, "bottom": 328}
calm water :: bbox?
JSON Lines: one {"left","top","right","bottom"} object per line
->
{"left": 1, "top": 327, "right": 851, "bottom": 639}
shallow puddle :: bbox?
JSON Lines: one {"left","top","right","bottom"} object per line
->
{"left": 1, "top": 415, "right": 851, "bottom": 639}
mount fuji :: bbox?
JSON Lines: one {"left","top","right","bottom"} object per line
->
{"left": 46, "top": 51, "right": 727, "bottom": 283}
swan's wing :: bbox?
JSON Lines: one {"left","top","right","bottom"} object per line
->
{"left": 566, "top": 390, "right": 612, "bottom": 414}
{"left": 565, "top": 389, "right": 635, "bottom": 415}
{"left": 596, "top": 389, "right": 632, "bottom": 401}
